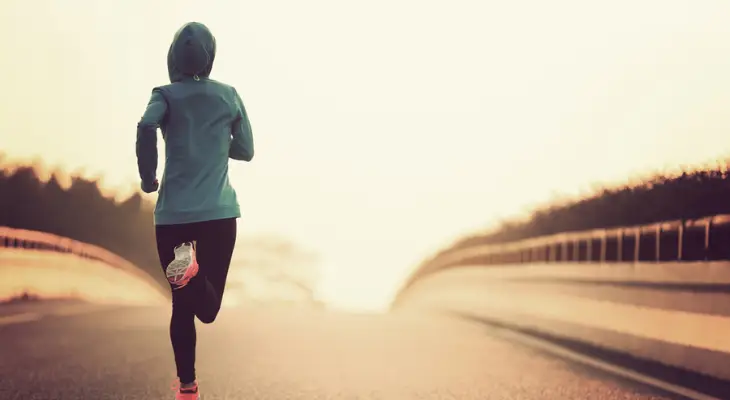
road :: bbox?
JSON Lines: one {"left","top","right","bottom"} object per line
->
{"left": 0, "top": 302, "right": 685, "bottom": 400}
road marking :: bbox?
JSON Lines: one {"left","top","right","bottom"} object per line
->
{"left": 0, "top": 312, "right": 42, "bottom": 326}
{"left": 491, "top": 323, "right": 721, "bottom": 400}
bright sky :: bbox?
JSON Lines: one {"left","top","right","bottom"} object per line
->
{"left": 3, "top": 0, "right": 730, "bottom": 312}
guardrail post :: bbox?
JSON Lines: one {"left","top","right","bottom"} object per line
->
{"left": 656, "top": 222, "right": 680, "bottom": 261}
{"left": 682, "top": 219, "right": 705, "bottom": 260}
{"left": 705, "top": 219, "right": 711, "bottom": 261}
{"left": 634, "top": 229, "right": 640, "bottom": 262}
{"left": 600, "top": 232, "right": 607, "bottom": 262}
{"left": 603, "top": 230, "right": 618, "bottom": 262}
{"left": 654, "top": 223, "right": 662, "bottom": 262}
{"left": 564, "top": 240, "right": 572, "bottom": 262}
{"left": 677, "top": 220, "right": 684, "bottom": 261}
{"left": 617, "top": 229, "right": 623, "bottom": 262}
{"left": 706, "top": 215, "right": 730, "bottom": 260}
{"left": 655, "top": 224, "right": 661, "bottom": 263}
{"left": 586, "top": 238, "right": 592, "bottom": 262}
{"left": 638, "top": 225, "right": 657, "bottom": 261}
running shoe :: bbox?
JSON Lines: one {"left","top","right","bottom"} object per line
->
{"left": 166, "top": 242, "right": 199, "bottom": 290}
{"left": 171, "top": 379, "right": 200, "bottom": 400}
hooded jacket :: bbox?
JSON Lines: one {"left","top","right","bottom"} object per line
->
{"left": 136, "top": 22, "right": 254, "bottom": 226}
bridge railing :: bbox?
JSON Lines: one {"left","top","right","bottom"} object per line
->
{"left": 405, "top": 214, "right": 730, "bottom": 288}
{"left": 0, "top": 226, "right": 165, "bottom": 295}
{"left": 395, "top": 214, "right": 730, "bottom": 389}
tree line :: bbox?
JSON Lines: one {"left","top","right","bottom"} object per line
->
{"left": 0, "top": 160, "right": 323, "bottom": 302}
{"left": 449, "top": 163, "right": 730, "bottom": 250}
{"left": 0, "top": 163, "right": 165, "bottom": 288}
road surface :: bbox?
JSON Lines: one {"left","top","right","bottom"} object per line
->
{"left": 0, "top": 302, "right": 685, "bottom": 399}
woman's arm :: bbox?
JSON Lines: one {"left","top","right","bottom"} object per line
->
{"left": 136, "top": 89, "right": 167, "bottom": 193}
{"left": 229, "top": 88, "right": 254, "bottom": 162}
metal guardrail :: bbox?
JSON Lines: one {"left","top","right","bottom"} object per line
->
{"left": 0, "top": 226, "right": 165, "bottom": 295}
{"left": 403, "top": 214, "right": 730, "bottom": 290}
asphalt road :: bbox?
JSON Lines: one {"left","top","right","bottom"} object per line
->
{"left": 0, "top": 302, "right": 686, "bottom": 400}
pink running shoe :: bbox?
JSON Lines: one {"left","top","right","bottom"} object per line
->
{"left": 166, "top": 242, "right": 199, "bottom": 290}
{"left": 171, "top": 379, "right": 200, "bottom": 400}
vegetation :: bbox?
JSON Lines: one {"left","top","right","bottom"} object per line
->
{"left": 0, "top": 162, "right": 165, "bottom": 288}
{"left": 7, "top": 153, "right": 730, "bottom": 297}
{"left": 449, "top": 161, "right": 730, "bottom": 250}
{"left": 0, "top": 159, "right": 322, "bottom": 303}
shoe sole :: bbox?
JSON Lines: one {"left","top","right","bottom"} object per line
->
{"left": 166, "top": 248, "right": 199, "bottom": 290}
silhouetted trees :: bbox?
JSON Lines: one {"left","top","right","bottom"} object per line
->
{"left": 12, "top": 155, "right": 729, "bottom": 296}
{"left": 0, "top": 164, "right": 164, "bottom": 288}
{"left": 449, "top": 164, "right": 730, "bottom": 250}
{"left": 0, "top": 162, "right": 322, "bottom": 303}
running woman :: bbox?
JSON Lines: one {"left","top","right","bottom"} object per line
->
{"left": 135, "top": 21, "right": 254, "bottom": 400}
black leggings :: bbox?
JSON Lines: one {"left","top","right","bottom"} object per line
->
{"left": 155, "top": 217, "right": 237, "bottom": 384}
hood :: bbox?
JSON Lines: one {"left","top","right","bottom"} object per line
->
{"left": 167, "top": 22, "right": 216, "bottom": 83}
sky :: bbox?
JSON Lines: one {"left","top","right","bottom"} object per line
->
{"left": 3, "top": 0, "right": 730, "bottom": 311}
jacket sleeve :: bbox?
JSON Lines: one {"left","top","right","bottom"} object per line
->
{"left": 229, "top": 88, "right": 254, "bottom": 161}
{"left": 136, "top": 89, "right": 167, "bottom": 191}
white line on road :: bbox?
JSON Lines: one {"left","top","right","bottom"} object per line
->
{"left": 492, "top": 324, "right": 721, "bottom": 400}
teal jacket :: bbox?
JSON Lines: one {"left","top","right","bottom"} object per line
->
{"left": 136, "top": 22, "right": 254, "bottom": 226}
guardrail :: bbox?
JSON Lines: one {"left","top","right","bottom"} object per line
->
{"left": 403, "top": 214, "right": 730, "bottom": 291}
{"left": 394, "top": 215, "right": 730, "bottom": 394}
{"left": 0, "top": 226, "right": 166, "bottom": 296}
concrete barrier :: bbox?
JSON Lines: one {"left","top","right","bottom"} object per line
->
{"left": 393, "top": 214, "right": 730, "bottom": 395}
{"left": 0, "top": 226, "right": 167, "bottom": 299}
{"left": 395, "top": 261, "right": 730, "bottom": 391}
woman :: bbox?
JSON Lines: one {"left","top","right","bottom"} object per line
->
{"left": 135, "top": 21, "right": 254, "bottom": 400}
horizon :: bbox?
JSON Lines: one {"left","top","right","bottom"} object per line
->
{"left": 3, "top": 0, "right": 730, "bottom": 311}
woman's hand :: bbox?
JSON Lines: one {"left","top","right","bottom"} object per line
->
{"left": 142, "top": 179, "right": 159, "bottom": 193}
